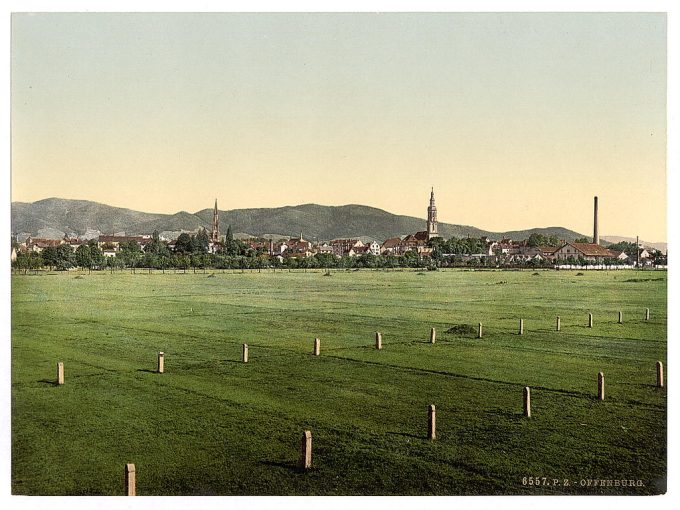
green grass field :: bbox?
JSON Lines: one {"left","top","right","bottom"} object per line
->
{"left": 11, "top": 268, "right": 667, "bottom": 495}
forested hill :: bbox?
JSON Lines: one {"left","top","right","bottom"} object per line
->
{"left": 12, "top": 198, "right": 586, "bottom": 242}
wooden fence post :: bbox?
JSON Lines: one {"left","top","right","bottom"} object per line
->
{"left": 657, "top": 361, "right": 664, "bottom": 388}
{"left": 523, "top": 387, "right": 531, "bottom": 417}
{"left": 428, "top": 404, "right": 436, "bottom": 440}
{"left": 645, "top": 308, "right": 650, "bottom": 321}
{"left": 556, "top": 316, "right": 561, "bottom": 332}
{"left": 313, "top": 338, "right": 320, "bottom": 356}
{"left": 430, "top": 328, "right": 436, "bottom": 344}
{"left": 299, "top": 430, "right": 312, "bottom": 470}
{"left": 588, "top": 313, "right": 593, "bottom": 328}
{"left": 519, "top": 319, "right": 524, "bottom": 335}
{"left": 375, "top": 332, "right": 382, "bottom": 350}
{"left": 125, "top": 463, "right": 136, "bottom": 496}
{"left": 157, "top": 352, "right": 164, "bottom": 374}
{"left": 242, "top": 344, "right": 249, "bottom": 363}
{"left": 618, "top": 311, "right": 623, "bottom": 324}
{"left": 56, "top": 362, "right": 64, "bottom": 385}
{"left": 598, "top": 372, "right": 605, "bottom": 401}
{"left": 478, "top": 322, "right": 483, "bottom": 339}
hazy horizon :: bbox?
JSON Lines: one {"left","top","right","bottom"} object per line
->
{"left": 11, "top": 194, "right": 667, "bottom": 243}
{"left": 11, "top": 13, "right": 667, "bottom": 241}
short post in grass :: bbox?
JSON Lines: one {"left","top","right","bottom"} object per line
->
{"left": 588, "top": 313, "right": 593, "bottom": 328}
{"left": 519, "top": 319, "right": 524, "bottom": 335}
{"left": 598, "top": 372, "right": 605, "bottom": 401}
{"left": 157, "top": 352, "right": 164, "bottom": 374}
{"left": 313, "top": 338, "right": 320, "bottom": 356}
{"left": 556, "top": 316, "right": 561, "bottom": 332}
{"left": 523, "top": 387, "right": 531, "bottom": 418}
{"left": 299, "top": 430, "right": 312, "bottom": 470}
{"left": 56, "top": 362, "right": 64, "bottom": 385}
{"left": 478, "top": 322, "right": 483, "bottom": 339}
{"left": 125, "top": 463, "right": 136, "bottom": 496}
{"left": 242, "top": 344, "right": 249, "bottom": 363}
{"left": 618, "top": 311, "right": 623, "bottom": 324}
{"left": 428, "top": 404, "right": 436, "bottom": 440}
{"left": 375, "top": 332, "right": 382, "bottom": 350}
{"left": 645, "top": 308, "right": 650, "bottom": 321}
{"left": 656, "top": 361, "right": 664, "bottom": 388}
{"left": 430, "top": 327, "right": 436, "bottom": 344}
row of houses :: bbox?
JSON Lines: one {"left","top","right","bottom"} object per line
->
{"left": 244, "top": 236, "right": 383, "bottom": 258}
{"left": 486, "top": 240, "right": 653, "bottom": 265}
{"left": 13, "top": 232, "right": 658, "bottom": 266}
{"left": 17, "top": 235, "right": 153, "bottom": 258}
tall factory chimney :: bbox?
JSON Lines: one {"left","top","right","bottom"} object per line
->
{"left": 593, "top": 196, "right": 599, "bottom": 245}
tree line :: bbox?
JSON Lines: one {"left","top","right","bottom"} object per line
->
{"left": 11, "top": 230, "right": 666, "bottom": 274}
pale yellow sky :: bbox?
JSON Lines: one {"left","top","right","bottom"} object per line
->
{"left": 11, "top": 13, "right": 667, "bottom": 241}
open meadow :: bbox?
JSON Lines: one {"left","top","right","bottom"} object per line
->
{"left": 11, "top": 268, "right": 667, "bottom": 495}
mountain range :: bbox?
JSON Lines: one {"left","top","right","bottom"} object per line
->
{"left": 13, "top": 197, "right": 593, "bottom": 243}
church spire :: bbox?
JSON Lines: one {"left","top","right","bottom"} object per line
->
{"left": 211, "top": 199, "right": 219, "bottom": 243}
{"left": 427, "top": 188, "right": 438, "bottom": 240}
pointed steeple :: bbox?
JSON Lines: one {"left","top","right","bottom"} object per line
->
{"left": 427, "top": 188, "right": 438, "bottom": 240}
{"left": 211, "top": 199, "right": 220, "bottom": 243}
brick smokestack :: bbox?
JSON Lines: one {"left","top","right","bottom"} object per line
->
{"left": 593, "top": 196, "right": 599, "bottom": 245}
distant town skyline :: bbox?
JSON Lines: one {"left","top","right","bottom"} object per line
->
{"left": 11, "top": 13, "right": 667, "bottom": 241}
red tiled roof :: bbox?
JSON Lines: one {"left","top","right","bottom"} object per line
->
{"left": 330, "top": 239, "right": 360, "bottom": 245}
{"left": 570, "top": 243, "right": 615, "bottom": 257}
{"left": 381, "top": 237, "right": 402, "bottom": 248}
{"left": 98, "top": 235, "right": 151, "bottom": 244}
{"left": 29, "top": 239, "right": 63, "bottom": 247}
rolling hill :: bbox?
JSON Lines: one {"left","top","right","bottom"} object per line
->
{"left": 12, "top": 197, "right": 589, "bottom": 243}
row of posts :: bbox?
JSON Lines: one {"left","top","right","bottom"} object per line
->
{"left": 520, "top": 363, "right": 666, "bottom": 417}
{"left": 72, "top": 306, "right": 655, "bottom": 383}
{"left": 157, "top": 351, "right": 666, "bottom": 398}
{"left": 55, "top": 350, "right": 666, "bottom": 386}
{"left": 122, "top": 360, "right": 666, "bottom": 495}
{"left": 56, "top": 359, "right": 667, "bottom": 410}
{"left": 124, "top": 428, "right": 315, "bottom": 495}
{"left": 522, "top": 309, "right": 649, "bottom": 334}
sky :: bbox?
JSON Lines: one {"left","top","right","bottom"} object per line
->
{"left": 10, "top": 12, "right": 667, "bottom": 241}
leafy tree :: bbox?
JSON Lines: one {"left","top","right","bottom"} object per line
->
{"left": 176, "top": 254, "right": 190, "bottom": 273}
{"left": 158, "top": 252, "right": 171, "bottom": 273}
{"left": 75, "top": 244, "right": 92, "bottom": 269}
{"left": 54, "top": 244, "right": 75, "bottom": 270}
{"left": 143, "top": 252, "right": 159, "bottom": 269}
{"left": 402, "top": 250, "right": 420, "bottom": 267}
{"left": 357, "top": 253, "right": 377, "bottom": 268}
{"left": 573, "top": 237, "right": 590, "bottom": 244}
{"left": 14, "top": 251, "right": 43, "bottom": 274}
{"left": 145, "top": 230, "right": 169, "bottom": 256}
{"left": 606, "top": 241, "right": 637, "bottom": 258}
{"left": 527, "top": 233, "right": 548, "bottom": 247}
{"left": 313, "top": 253, "right": 336, "bottom": 268}
{"left": 174, "top": 233, "right": 193, "bottom": 253}
{"left": 88, "top": 241, "right": 105, "bottom": 269}
{"left": 41, "top": 246, "right": 58, "bottom": 270}
{"left": 119, "top": 241, "right": 142, "bottom": 269}
{"left": 193, "top": 228, "right": 210, "bottom": 253}
{"left": 224, "top": 225, "right": 243, "bottom": 256}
